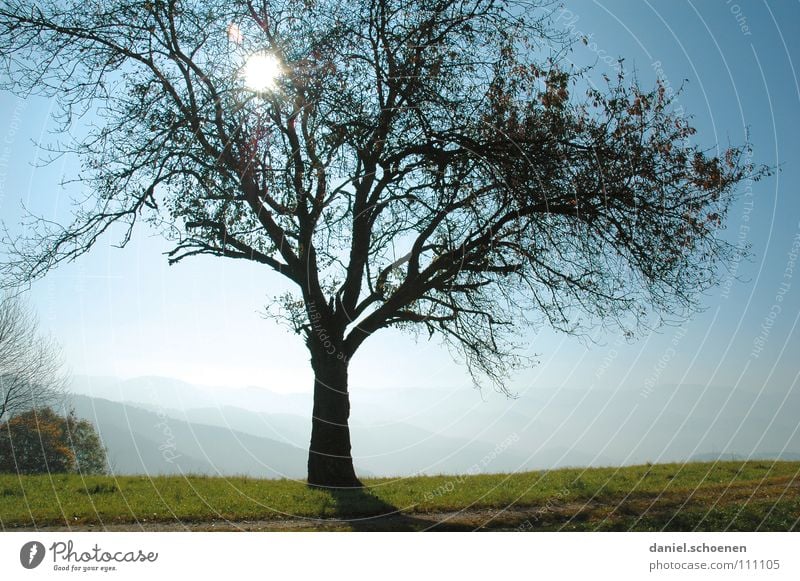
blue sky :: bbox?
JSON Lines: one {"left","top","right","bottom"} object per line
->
{"left": 0, "top": 0, "right": 798, "bottom": 400}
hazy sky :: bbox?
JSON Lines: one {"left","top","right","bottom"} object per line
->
{"left": 0, "top": 0, "right": 798, "bottom": 400}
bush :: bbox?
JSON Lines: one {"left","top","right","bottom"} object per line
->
{"left": 0, "top": 408, "right": 107, "bottom": 474}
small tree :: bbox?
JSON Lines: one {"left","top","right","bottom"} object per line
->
{"left": 0, "top": 408, "right": 74, "bottom": 474}
{"left": 0, "top": 407, "right": 107, "bottom": 475}
{"left": 0, "top": 0, "right": 766, "bottom": 487}
{"left": 0, "top": 294, "right": 66, "bottom": 421}
{"left": 65, "top": 411, "right": 108, "bottom": 474}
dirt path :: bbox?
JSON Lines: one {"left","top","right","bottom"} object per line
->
{"left": 4, "top": 503, "right": 596, "bottom": 532}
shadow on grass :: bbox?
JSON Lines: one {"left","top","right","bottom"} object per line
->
{"left": 322, "top": 487, "right": 472, "bottom": 531}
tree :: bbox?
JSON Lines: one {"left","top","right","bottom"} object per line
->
{"left": 65, "top": 411, "right": 109, "bottom": 474}
{"left": 0, "top": 293, "right": 66, "bottom": 421}
{"left": 0, "top": 407, "right": 107, "bottom": 474}
{"left": 0, "top": 0, "right": 765, "bottom": 487}
{"left": 0, "top": 408, "right": 73, "bottom": 474}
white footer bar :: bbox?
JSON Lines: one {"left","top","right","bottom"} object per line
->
{"left": 1, "top": 532, "right": 796, "bottom": 580}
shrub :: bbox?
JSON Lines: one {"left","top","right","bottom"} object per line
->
{"left": 0, "top": 407, "right": 107, "bottom": 474}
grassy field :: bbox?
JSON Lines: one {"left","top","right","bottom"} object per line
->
{"left": 1, "top": 461, "right": 798, "bottom": 531}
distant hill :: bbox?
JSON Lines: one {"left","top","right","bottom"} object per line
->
{"left": 69, "top": 375, "right": 311, "bottom": 415}
{"left": 67, "top": 376, "right": 800, "bottom": 475}
{"left": 69, "top": 395, "right": 540, "bottom": 477}
{"left": 70, "top": 395, "right": 308, "bottom": 478}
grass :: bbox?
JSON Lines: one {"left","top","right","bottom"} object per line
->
{"left": 0, "top": 461, "right": 798, "bottom": 531}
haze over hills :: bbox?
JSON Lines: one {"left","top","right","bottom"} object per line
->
{"left": 69, "top": 395, "right": 537, "bottom": 477}
{"left": 67, "top": 375, "right": 800, "bottom": 478}
{"left": 70, "top": 395, "right": 308, "bottom": 478}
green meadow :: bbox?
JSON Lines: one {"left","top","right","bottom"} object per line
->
{"left": 1, "top": 461, "right": 797, "bottom": 531}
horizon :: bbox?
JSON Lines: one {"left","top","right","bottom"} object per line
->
{"left": 67, "top": 371, "right": 783, "bottom": 396}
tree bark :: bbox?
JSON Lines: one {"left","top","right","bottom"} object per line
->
{"left": 307, "top": 349, "right": 362, "bottom": 488}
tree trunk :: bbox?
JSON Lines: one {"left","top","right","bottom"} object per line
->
{"left": 307, "top": 350, "right": 362, "bottom": 488}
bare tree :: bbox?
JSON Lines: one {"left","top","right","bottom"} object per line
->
{"left": 0, "top": 0, "right": 766, "bottom": 487}
{"left": 0, "top": 294, "right": 66, "bottom": 421}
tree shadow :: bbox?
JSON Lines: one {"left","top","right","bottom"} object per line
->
{"left": 322, "top": 487, "right": 471, "bottom": 531}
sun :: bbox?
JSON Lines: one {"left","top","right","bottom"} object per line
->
{"left": 242, "top": 52, "right": 282, "bottom": 92}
